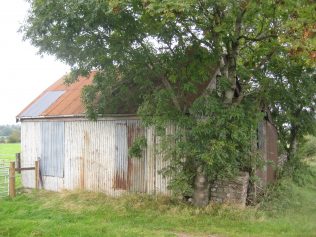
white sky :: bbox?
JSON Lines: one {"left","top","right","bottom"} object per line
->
{"left": 0, "top": 0, "right": 69, "bottom": 125}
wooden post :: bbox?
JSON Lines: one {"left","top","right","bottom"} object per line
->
{"left": 16, "top": 153, "right": 21, "bottom": 174}
{"left": 35, "top": 160, "right": 39, "bottom": 190}
{"left": 9, "top": 161, "right": 16, "bottom": 198}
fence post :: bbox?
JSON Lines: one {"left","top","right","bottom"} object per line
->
{"left": 35, "top": 160, "right": 39, "bottom": 190}
{"left": 9, "top": 161, "right": 15, "bottom": 198}
{"left": 16, "top": 153, "right": 21, "bottom": 174}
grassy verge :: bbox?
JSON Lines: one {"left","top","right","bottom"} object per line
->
{"left": 0, "top": 169, "right": 315, "bottom": 237}
{"left": 0, "top": 143, "right": 315, "bottom": 237}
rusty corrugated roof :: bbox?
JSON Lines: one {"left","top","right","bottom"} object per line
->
{"left": 17, "top": 72, "right": 95, "bottom": 119}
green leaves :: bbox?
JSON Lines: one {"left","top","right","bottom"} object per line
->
{"left": 258, "top": 51, "right": 316, "bottom": 158}
{"left": 22, "top": 0, "right": 316, "bottom": 195}
{"left": 128, "top": 136, "right": 147, "bottom": 158}
{"left": 156, "top": 93, "right": 262, "bottom": 195}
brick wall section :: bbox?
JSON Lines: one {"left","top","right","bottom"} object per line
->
{"left": 210, "top": 172, "right": 249, "bottom": 206}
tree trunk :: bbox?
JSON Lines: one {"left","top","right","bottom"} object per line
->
{"left": 192, "top": 166, "right": 209, "bottom": 207}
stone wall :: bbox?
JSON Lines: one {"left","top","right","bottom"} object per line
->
{"left": 210, "top": 172, "right": 249, "bottom": 206}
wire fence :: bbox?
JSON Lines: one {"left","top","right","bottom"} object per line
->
{"left": 0, "top": 159, "right": 10, "bottom": 197}
{"left": 0, "top": 153, "right": 24, "bottom": 198}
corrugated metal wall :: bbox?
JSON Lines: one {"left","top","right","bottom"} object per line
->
{"left": 146, "top": 127, "right": 156, "bottom": 193}
{"left": 127, "top": 120, "right": 146, "bottom": 193}
{"left": 114, "top": 122, "right": 128, "bottom": 190}
{"left": 266, "top": 121, "right": 278, "bottom": 183}
{"left": 22, "top": 119, "right": 277, "bottom": 195}
{"left": 256, "top": 121, "right": 278, "bottom": 188}
{"left": 21, "top": 119, "right": 171, "bottom": 196}
{"left": 40, "top": 122, "right": 65, "bottom": 177}
{"left": 256, "top": 122, "right": 267, "bottom": 187}
{"left": 64, "top": 121, "right": 116, "bottom": 195}
{"left": 21, "top": 121, "right": 41, "bottom": 188}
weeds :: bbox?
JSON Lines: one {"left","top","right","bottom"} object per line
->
{"left": 258, "top": 142, "right": 316, "bottom": 217}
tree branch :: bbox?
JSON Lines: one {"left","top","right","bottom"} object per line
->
{"left": 203, "top": 64, "right": 220, "bottom": 95}
{"left": 238, "top": 34, "right": 277, "bottom": 42}
{"left": 161, "top": 76, "right": 182, "bottom": 111}
{"left": 133, "top": 37, "right": 183, "bottom": 112}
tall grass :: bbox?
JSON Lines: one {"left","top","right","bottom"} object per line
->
{"left": 0, "top": 142, "right": 315, "bottom": 236}
{"left": 0, "top": 173, "right": 315, "bottom": 237}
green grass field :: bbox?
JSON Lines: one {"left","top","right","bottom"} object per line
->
{"left": 0, "top": 143, "right": 22, "bottom": 191}
{"left": 0, "top": 143, "right": 315, "bottom": 237}
{"left": 0, "top": 143, "right": 20, "bottom": 160}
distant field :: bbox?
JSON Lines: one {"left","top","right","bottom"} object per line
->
{"left": 0, "top": 143, "right": 21, "bottom": 189}
{"left": 0, "top": 143, "right": 21, "bottom": 160}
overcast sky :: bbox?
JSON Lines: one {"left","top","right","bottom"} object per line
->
{"left": 0, "top": 0, "right": 69, "bottom": 125}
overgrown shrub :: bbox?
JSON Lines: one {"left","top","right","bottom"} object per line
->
{"left": 298, "top": 135, "right": 316, "bottom": 159}
{"left": 259, "top": 149, "right": 316, "bottom": 214}
{"left": 279, "top": 155, "right": 315, "bottom": 186}
{"left": 273, "top": 136, "right": 316, "bottom": 186}
{"left": 140, "top": 93, "right": 262, "bottom": 196}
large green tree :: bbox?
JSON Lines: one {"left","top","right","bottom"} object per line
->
{"left": 22, "top": 0, "right": 315, "bottom": 205}
{"left": 259, "top": 54, "right": 316, "bottom": 159}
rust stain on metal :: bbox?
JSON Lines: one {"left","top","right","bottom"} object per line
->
{"left": 84, "top": 130, "right": 90, "bottom": 146}
{"left": 80, "top": 156, "right": 85, "bottom": 190}
{"left": 113, "top": 123, "right": 128, "bottom": 190}
{"left": 42, "top": 73, "right": 94, "bottom": 116}
{"left": 114, "top": 172, "right": 128, "bottom": 190}
{"left": 127, "top": 155, "right": 133, "bottom": 188}
{"left": 256, "top": 121, "right": 278, "bottom": 187}
{"left": 80, "top": 130, "right": 90, "bottom": 190}
{"left": 266, "top": 122, "right": 278, "bottom": 183}
{"left": 256, "top": 122, "right": 267, "bottom": 186}
{"left": 127, "top": 122, "right": 145, "bottom": 192}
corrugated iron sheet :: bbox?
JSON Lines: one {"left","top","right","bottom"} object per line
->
{"left": 64, "top": 121, "right": 116, "bottom": 195}
{"left": 21, "top": 121, "right": 41, "bottom": 188}
{"left": 114, "top": 122, "right": 128, "bottom": 190}
{"left": 21, "top": 119, "right": 171, "bottom": 196}
{"left": 256, "top": 122, "right": 267, "bottom": 187}
{"left": 127, "top": 120, "right": 146, "bottom": 193}
{"left": 17, "top": 72, "right": 95, "bottom": 119}
{"left": 20, "top": 91, "right": 65, "bottom": 117}
{"left": 256, "top": 121, "right": 278, "bottom": 188}
{"left": 266, "top": 121, "right": 278, "bottom": 183}
{"left": 146, "top": 127, "right": 156, "bottom": 194}
{"left": 40, "top": 122, "right": 65, "bottom": 178}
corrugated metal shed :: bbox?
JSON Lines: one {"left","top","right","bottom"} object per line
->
{"left": 16, "top": 72, "right": 193, "bottom": 196}
{"left": 18, "top": 72, "right": 277, "bottom": 198}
